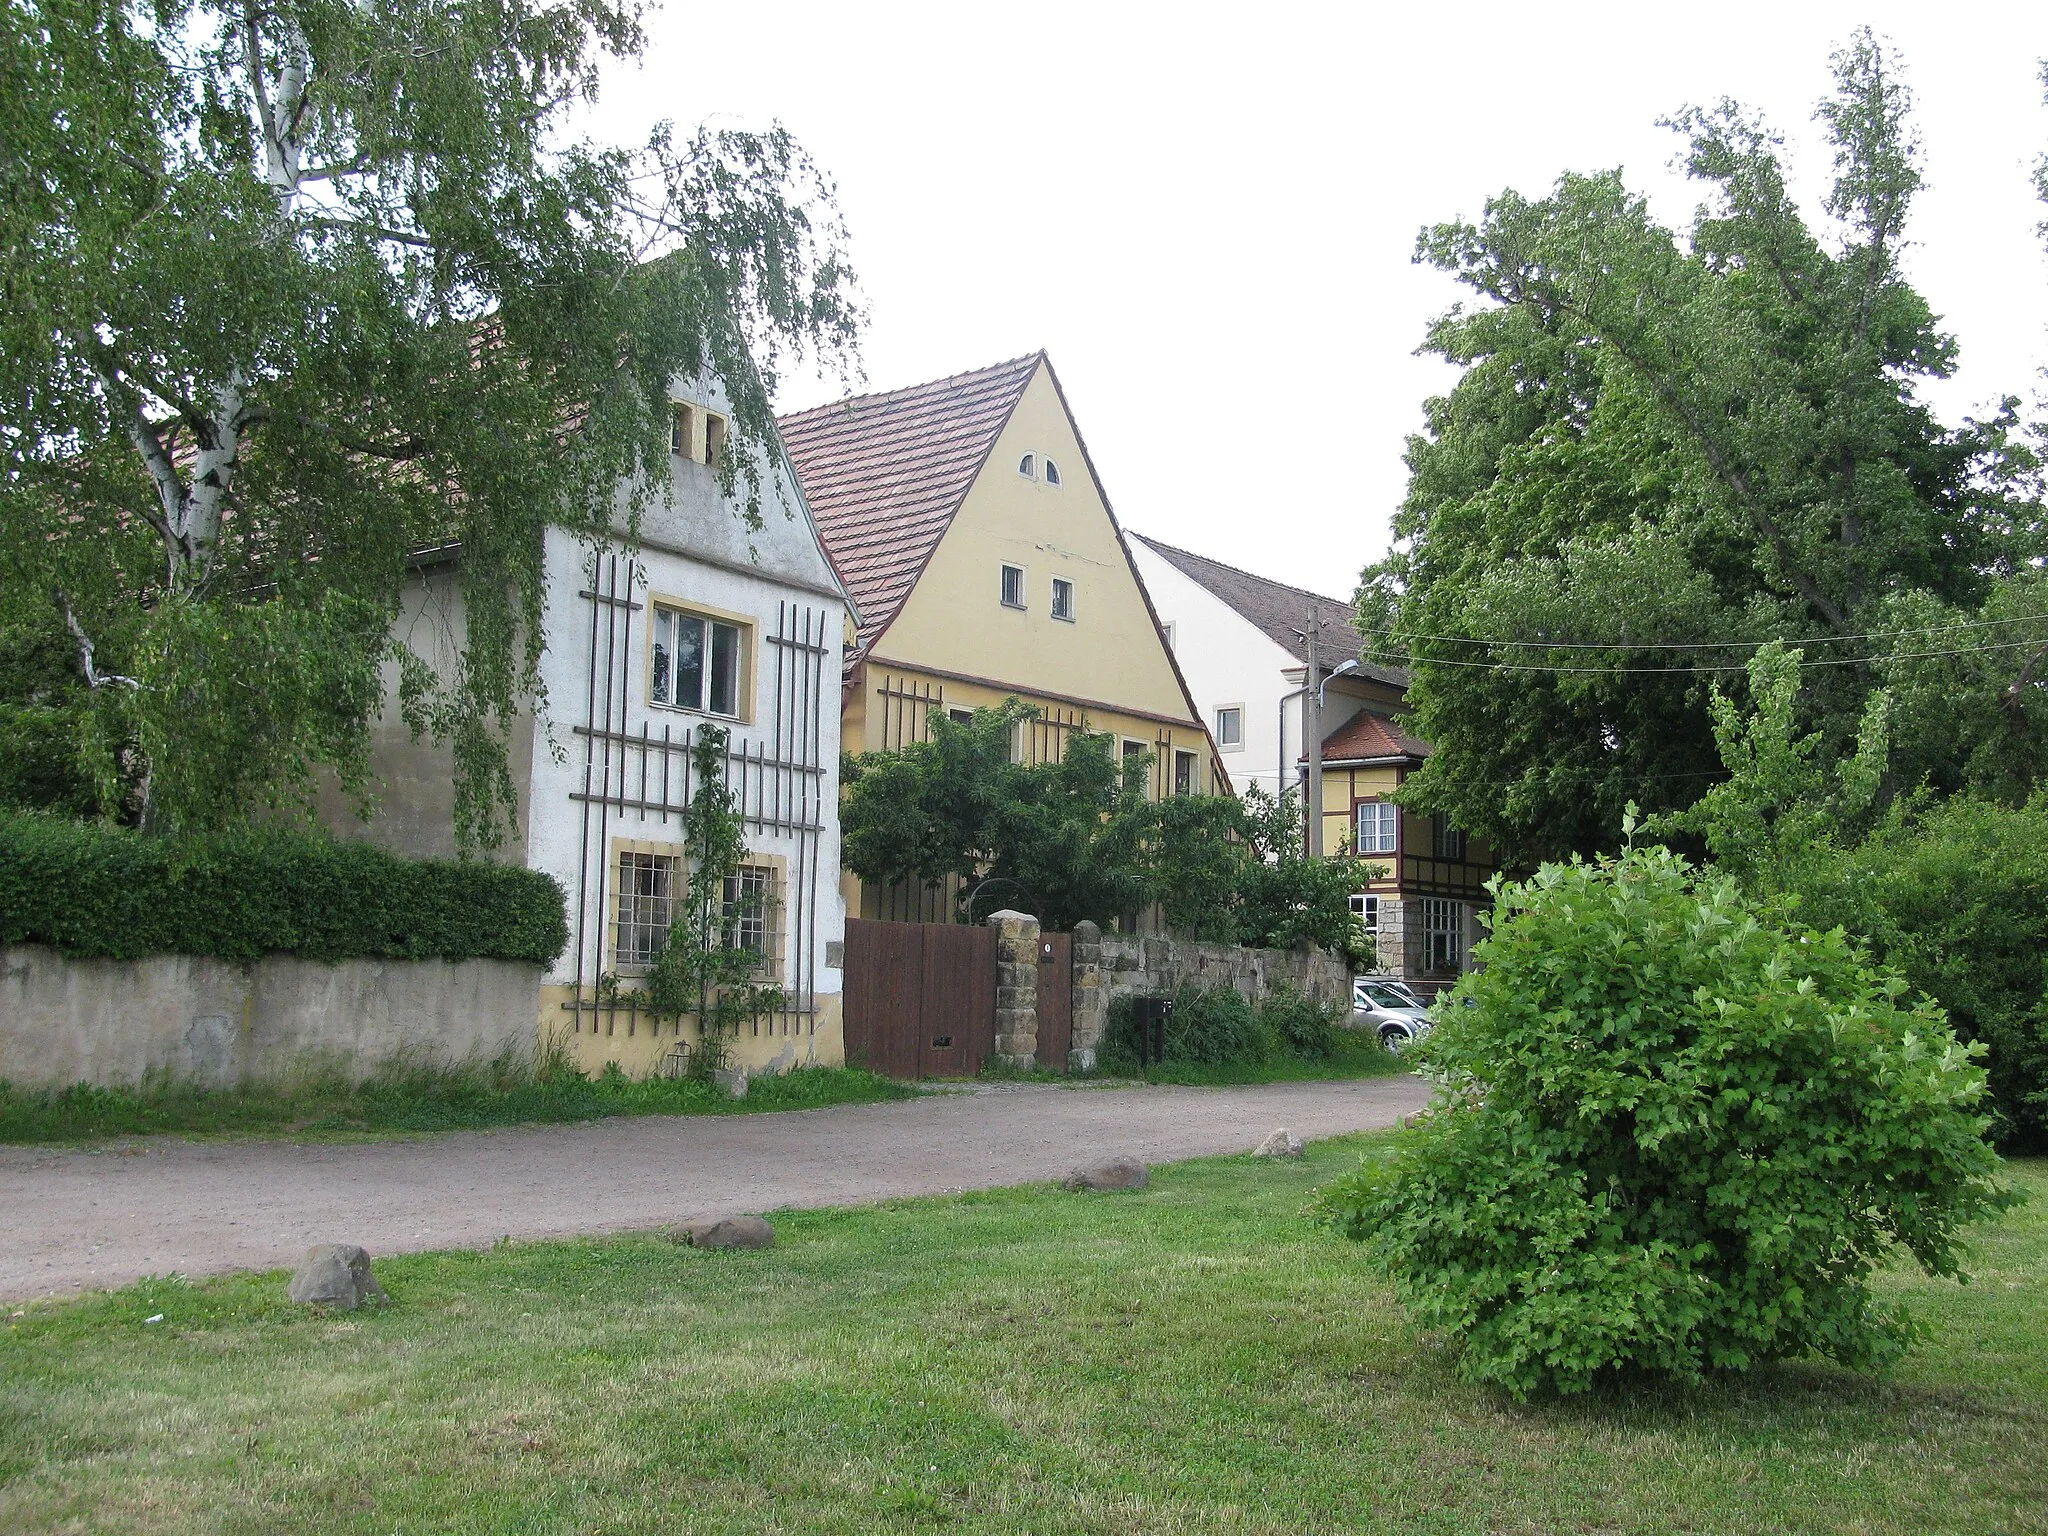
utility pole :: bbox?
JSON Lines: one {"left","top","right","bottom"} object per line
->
{"left": 1304, "top": 614, "right": 1324, "bottom": 858}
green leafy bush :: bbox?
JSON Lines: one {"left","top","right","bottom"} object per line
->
{"left": 0, "top": 811, "right": 565, "bottom": 965}
{"left": 1794, "top": 795, "right": 2048, "bottom": 1151}
{"left": 1259, "top": 986, "right": 1338, "bottom": 1059}
{"left": 1316, "top": 841, "right": 2013, "bottom": 1397}
{"left": 1102, "top": 981, "right": 1345, "bottom": 1070}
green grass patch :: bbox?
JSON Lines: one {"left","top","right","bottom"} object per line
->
{"left": 4, "top": 1142, "right": 2041, "bottom": 1533}
{"left": 0, "top": 1055, "right": 915, "bottom": 1146}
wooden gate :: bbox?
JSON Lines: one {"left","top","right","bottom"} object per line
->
{"left": 1035, "top": 931, "right": 1072, "bottom": 1073}
{"left": 843, "top": 919, "right": 996, "bottom": 1078}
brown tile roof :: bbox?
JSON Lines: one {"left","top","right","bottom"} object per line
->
{"left": 778, "top": 354, "right": 1041, "bottom": 654}
{"left": 1318, "top": 710, "right": 1430, "bottom": 763}
{"left": 1130, "top": 532, "right": 1407, "bottom": 688}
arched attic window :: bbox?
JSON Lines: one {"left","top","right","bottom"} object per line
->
{"left": 1018, "top": 452, "right": 1036, "bottom": 479}
{"left": 1044, "top": 458, "right": 1062, "bottom": 486}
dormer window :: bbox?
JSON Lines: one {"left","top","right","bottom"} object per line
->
{"left": 1018, "top": 452, "right": 1036, "bottom": 479}
{"left": 1044, "top": 459, "right": 1062, "bottom": 486}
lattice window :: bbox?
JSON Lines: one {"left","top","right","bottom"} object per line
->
{"left": 1422, "top": 897, "right": 1466, "bottom": 973}
{"left": 614, "top": 851, "right": 678, "bottom": 972}
{"left": 722, "top": 864, "right": 781, "bottom": 975}
{"left": 1350, "top": 892, "right": 1379, "bottom": 934}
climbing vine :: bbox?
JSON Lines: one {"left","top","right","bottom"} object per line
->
{"left": 643, "top": 724, "right": 784, "bottom": 1072}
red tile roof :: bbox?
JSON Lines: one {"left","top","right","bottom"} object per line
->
{"left": 778, "top": 354, "right": 1041, "bottom": 654}
{"left": 1317, "top": 710, "right": 1430, "bottom": 763}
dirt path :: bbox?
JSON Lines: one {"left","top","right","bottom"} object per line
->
{"left": 0, "top": 1076, "right": 1427, "bottom": 1301}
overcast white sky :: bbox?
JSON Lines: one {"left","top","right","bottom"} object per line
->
{"left": 585, "top": 2, "right": 2048, "bottom": 599}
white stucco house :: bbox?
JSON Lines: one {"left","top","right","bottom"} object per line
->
{"left": 327, "top": 378, "right": 855, "bottom": 1075}
{"left": 1128, "top": 533, "right": 1495, "bottom": 994}
{"left": 1127, "top": 533, "right": 1404, "bottom": 802}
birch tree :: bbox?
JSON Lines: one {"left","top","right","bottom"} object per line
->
{"left": 0, "top": 0, "right": 860, "bottom": 841}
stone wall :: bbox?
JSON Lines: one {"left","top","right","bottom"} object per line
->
{"left": 1068, "top": 921, "right": 1350, "bottom": 1072}
{"left": 0, "top": 943, "right": 543, "bottom": 1091}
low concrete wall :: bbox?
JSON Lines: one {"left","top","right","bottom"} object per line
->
{"left": 1069, "top": 923, "right": 1350, "bottom": 1070}
{"left": 0, "top": 943, "right": 542, "bottom": 1090}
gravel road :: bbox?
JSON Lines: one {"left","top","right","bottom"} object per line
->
{"left": 0, "top": 1075, "right": 1429, "bottom": 1301}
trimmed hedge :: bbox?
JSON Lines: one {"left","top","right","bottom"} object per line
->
{"left": 0, "top": 812, "right": 566, "bottom": 966}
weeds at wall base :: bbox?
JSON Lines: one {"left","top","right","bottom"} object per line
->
{"left": 0, "top": 1044, "right": 912, "bottom": 1145}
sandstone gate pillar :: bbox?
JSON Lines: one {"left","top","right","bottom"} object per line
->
{"left": 985, "top": 909, "right": 1040, "bottom": 1070}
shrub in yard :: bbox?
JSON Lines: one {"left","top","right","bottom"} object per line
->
{"left": 1316, "top": 840, "right": 2014, "bottom": 1398}
{"left": 0, "top": 810, "right": 566, "bottom": 965}
{"left": 1103, "top": 981, "right": 1276, "bottom": 1069}
{"left": 1794, "top": 795, "right": 2048, "bottom": 1152}
{"left": 1259, "top": 987, "right": 1338, "bottom": 1060}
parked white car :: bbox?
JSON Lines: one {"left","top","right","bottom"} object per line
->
{"left": 1351, "top": 975, "right": 1431, "bottom": 1053}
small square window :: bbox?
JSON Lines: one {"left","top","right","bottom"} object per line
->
{"left": 1050, "top": 577, "right": 1075, "bottom": 622}
{"left": 948, "top": 707, "right": 974, "bottom": 726}
{"left": 1000, "top": 564, "right": 1026, "bottom": 609}
{"left": 1215, "top": 705, "right": 1243, "bottom": 749}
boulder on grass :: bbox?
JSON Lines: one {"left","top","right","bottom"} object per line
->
{"left": 286, "top": 1244, "right": 387, "bottom": 1310}
{"left": 1253, "top": 1129, "right": 1306, "bottom": 1159}
{"left": 1061, "top": 1154, "right": 1149, "bottom": 1191}
{"left": 675, "top": 1214, "right": 776, "bottom": 1250}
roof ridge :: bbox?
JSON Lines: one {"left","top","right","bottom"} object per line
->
{"left": 1129, "top": 531, "right": 1351, "bottom": 611}
{"left": 776, "top": 352, "right": 1043, "bottom": 425}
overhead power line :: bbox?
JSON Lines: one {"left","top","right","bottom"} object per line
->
{"left": 1373, "top": 633, "right": 2048, "bottom": 676}
{"left": 1372, "top": 610, "right": 2048, "bottom": 652}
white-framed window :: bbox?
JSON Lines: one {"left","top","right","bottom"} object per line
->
{"left": 948, "top": 707, "right": 974, "bottom": 726}
{"left": 1422, "top": 897, "right": 1466, "bottom": 973}
{"left": 1000, "top": 563, "right": 1026, "bottom": 609}
{"left": 614, "top": 851, "right": 678, "bottom": 972}
{"left": 1174, "top": 749, "right": 1197, "bottom": 797}
{"left": 1350, "top": 892, "right": 1379, "bottom": 934}
{"left": 1215, "top": 705, "right": 1243, "bottom": 750}
{"left": 1050, "top": 576, "right": 1076, "bottom": 622}
{"left": 1355, "top": 799, "right": 1397, "bottom": 855}
{"left": 1163, "top": 620, "right": 1177, "bottom": 652}
{"left": 1432, "top": 820, "right": 1466, "bottom": 861}
{"left": 1044, "top": 458, "right": 1062, "bottom": 486}
{"left": 1018, "top": 452, "right": 1036, "bottom": 479}
{"left": 652, "top": 605, "right": 745, "bottom": 718}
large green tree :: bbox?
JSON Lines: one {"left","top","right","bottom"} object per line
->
{"left": 0, "top": 0, "right": 859, "bottom": 843}
{"left": 1360, "top": 31, "right": 2047, "bottom": 866}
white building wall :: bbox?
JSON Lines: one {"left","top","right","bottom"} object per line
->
{"left": 1128, "top": 539, "right": 1302, "bottom": 801}
{"left": 525, "top": 376, "right": 851, "bottom": 1066}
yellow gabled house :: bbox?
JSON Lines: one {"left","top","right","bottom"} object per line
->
{"left": 779, "top": 352, "right": 1223, "bottom": 921}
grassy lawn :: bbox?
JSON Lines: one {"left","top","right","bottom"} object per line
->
{"left": 2, "top": 1141, "right": 2042, "bottom": 1533}
{"left": 0, "top": 1062, "right": 916, "bottom": 1145}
